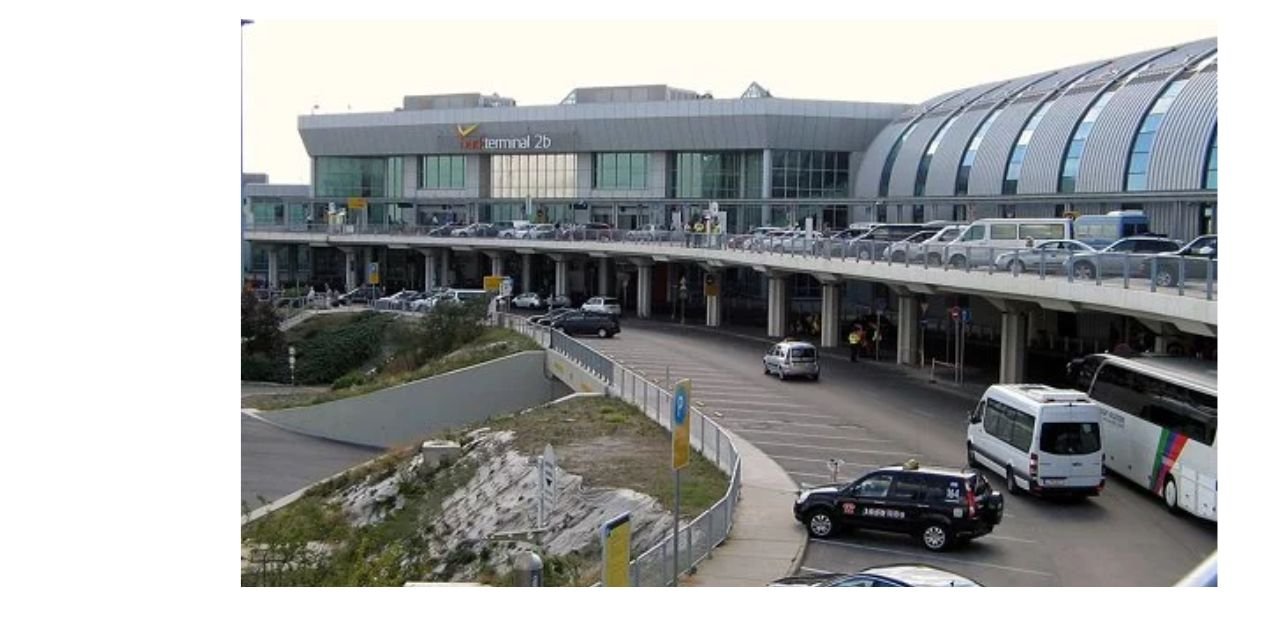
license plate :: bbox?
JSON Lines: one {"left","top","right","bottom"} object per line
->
{"left": 1040, "top": 478, "right": 1066, "bottom": 486}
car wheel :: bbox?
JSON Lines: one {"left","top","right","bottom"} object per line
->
{"left": 926, "top": 253, "right": 943, "bottom": 266}
{"left": 920, "top": 523, "right": 952, "bottom": 551}
{"left": 763, "top": 362, "right": 770, "bottom": 375}
{"left": 1162, "top": 477, "right": 1180, "bottom": 513}
{"left": 811, "top": 373, "right": 820, "bottom": 382}
{"left": 949, "top": 255, "right": 967, "bottom": 269}
{"left": 805, "top": 509, "right": 836, "bottom": 538}
{"left": 777, "top": 369, "right": 787, "bottom": 381}
{"left": 1009, "top": 260, "right": 1026, "bottom": 275}
{"left": 890, "top": 251, "right": 906, "bottom": 263}
{"left": 1072, "top": 261, "right": 1097, "bottom": 280}
{"left": 1155, "top": 269, "right": 1176, "bottom": 287}
{"left": 857, "top": 249, "right": 872, "bottom": 261}
{"left": 1006, "top": 465, "right": 1022, "bottom": 495}
{"left": 597, "top": 328, "right": 609, "bottom": 338}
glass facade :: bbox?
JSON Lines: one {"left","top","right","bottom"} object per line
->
{"left": 956, "top": 107, "right": 1005, "bottom": 195}
{"left": 250, "top": 199, "right": 308, "bottom": 225}
{"left": 916, "top": 116, "right": 958, "bottom": 196}
{"left": 420, "top": 155, "right": 465, "bottom": 189}
{"left": 1003, "top": 101, "right": 1053, "bottom": 194}
{"left": 1204, "top": 129, "right": 1217, "bottom": 190}
{"left": 669, "top": 152, "right": 751, "bottom": 198}
{"left": 879, "top": 122, "right": 919, "bottom": 197}
{"left": 1059, "top": 63, "right": 1152, "bottom": 193}
{"left": 490, "top": 154, "right": 578, "bottom": 198}
{"left": 594, "top": 153, "right": 649, "bottom": 189}
{"left": 1125, "top": 77, "right": 1190, "bottom": 191}
{"left": 771, "top": 150, "right": 849, "bottom": 199}
{"left": 315, "top": 157, "right": 395, "bottom": 198}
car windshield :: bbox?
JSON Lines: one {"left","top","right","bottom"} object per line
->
{"left": 1039, "top": 422, "right": 1102, "bottom": 455}
{"left": 790, "top": 347, "right": 816, "bottom": 361}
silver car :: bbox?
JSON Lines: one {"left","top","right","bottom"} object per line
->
{"left": 883, "top": 226, "right": 964, "bottom": 264}
{"left": 994, "top": 239, "right": 1096, "bottom": 274}
{"left": 1062, "top": 236, "right": 1183, "bottom": 280}
{"left": 763, "top": 341, "right": 820, "bottom": 381}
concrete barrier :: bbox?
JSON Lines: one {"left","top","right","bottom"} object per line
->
{"left": 260, "top": 351, "right": 567, "bottom": 448}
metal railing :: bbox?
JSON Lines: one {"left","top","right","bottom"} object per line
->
{"left": 247, "top": 223, "right": 1219, "bottom": 301}
{"left": 496, "top": 312, "right": 742, "bottom": 587}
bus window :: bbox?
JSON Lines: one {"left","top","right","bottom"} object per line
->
{"left": 991, "top": 224, "right": 1018, "bottom": 240}
{"left": 1092, "top": 363, "right": 1217, "bottom": 446}
{"left": 1020, "top": 223, "right": 1065, "bottom": 240}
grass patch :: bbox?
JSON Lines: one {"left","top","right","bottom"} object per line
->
{"left": 243, "top": 327, "right": 540, "bottom": 411}
{"left": 488, "top": 397, "right": 729, "bottom": 518}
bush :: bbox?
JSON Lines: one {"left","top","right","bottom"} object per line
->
{"left": 331, "top": 371, "right": 367, "bottom": 390}
{"left": 242, "top": 352, "right": 276, "bottom": 382}
{"left": 294, "top": 313, "right": 389, "bottom": 385}
{"left": 412, "top": 301, "right": 486, "bottom": 364}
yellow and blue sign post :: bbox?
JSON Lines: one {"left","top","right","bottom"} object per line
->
{"left": 671, "top": 378, "right": 692, "bottom": 586}
{"left": 601, "top": 512, "right": 632, "bottom": 587}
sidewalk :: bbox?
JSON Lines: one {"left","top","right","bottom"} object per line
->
{"left": 681, "top": 430, "right": 807, "bottom": 587}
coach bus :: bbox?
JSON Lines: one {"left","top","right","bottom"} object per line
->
{"left": 1067, "top": 354, "right": 1217, "bottom": 521}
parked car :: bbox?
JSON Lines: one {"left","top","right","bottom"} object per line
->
{"left": 530, "top": 307, "right": 575, "bottom": 325}
{"left": 521, "top": 223, "right": 557, "bottom": 240}
{"left": 375, "top": 289, "right": 421, "bottom": 310}
{"left": 1143, "top": 234, "right": 1217, "bottom": 286}
{"left": 511, "top": 292, "right": 545, "bottom": 309}
{"left": 945, "top": 218, "right": 1076, "bottom": 268}
{"left": 793, "top": 460, "right": 1004, "bottom": 551}
{"left": 1062, "top": 236, "right": 1183, "bottom": 280}
{"left": 336, "top": 286, "right": 382, "bottom": 306}
{"left": 626, "top": 224, "right": 677, "bottom": 242}
{"left": 728, "top": 226, "right": 785, "bottom": 249}
{"left": 548, "top": 294, "right": 573, "bottom": 308}
{"left": 842, "top": 224, "right": 935, "bottom": 260}
{"left": 581, "top": 296, "right": 622, "bottom": 317}
{"left": 966, "top": 384, "right": 1106, "bottom": 497}
{"left": 880, "top": 228, "right": 942, "bottom": 262}
{"left": 564, "top": 223, "right": 616, "bottom": 241}
{"left": 550, "top": 310, "right": 620, "bottom": 338}
{"left": 768, "top": 564, "right": 982, "bottom": 587}
{"left": 457, "top": 223, "right": 500, "bottom": 238}
{"left": 884, "top": 225, "right": 964, "bottom": 264}
{"left": 993, "top": 239, "right": 1097, "bottom": 274}
{"left": 427, "top": 223, "right": 464, "bottom": 237}
{"left": 763, "top": 340, "right": 820, "bottom": 381}
{"left": 1073, "top": 210, "right": 1152, "bottom": 248}
{"left": 499, "top": 221, "right": 528, "bottom": 239}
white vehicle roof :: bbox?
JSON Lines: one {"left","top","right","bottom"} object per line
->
{"left": 1095, "top": 354, "right": 1217, "bottom": 393}
{"left": 984, "top": 384, "right": 1095, "bottom": 409}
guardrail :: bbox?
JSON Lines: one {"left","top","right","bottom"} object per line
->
{"left": 496, "top": 312, "right": 741, "bottom": 587}
{"left": 247, "top": 223, "right": 1218, "bottom": 301}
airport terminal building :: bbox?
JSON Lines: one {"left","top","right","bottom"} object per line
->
{"left": 247, "top": 36, "right": 1216, "bottom": 252}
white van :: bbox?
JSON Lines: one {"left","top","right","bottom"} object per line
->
{"left": 965, "top": 385, "right": 1105, "bottom": 498}
{"left": 944, "top": 218, "right": 1074, "bottom": 268}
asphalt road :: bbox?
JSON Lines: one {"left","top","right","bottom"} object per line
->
{"left": 240, "top": 412, "right": 384, "bottom": 512}
{"left": 577, "top": 318, "right": 1217, "bottom": 586}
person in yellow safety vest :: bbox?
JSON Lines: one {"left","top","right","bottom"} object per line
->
{"left": 694, "top": 221, "right": 706, "bottom": 233}
{"left": 848, "top": 325, "right": 863, "bottom": 362}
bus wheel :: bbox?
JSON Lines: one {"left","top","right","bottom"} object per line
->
{"left": 1162, "top": 477, "right": 1180, "bottom": 513}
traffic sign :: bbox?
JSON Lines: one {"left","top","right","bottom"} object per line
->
{"left": 501, "top": 277, "right": 514, "bottom": 297}
{"left": 537, "top": 444, "right": 558, "bottom": 528}
{"left": 949, "top": 306, "right": 961, "bottom": 321}
{"left": 601, "top": 512, "right": 632, "bottom": 587}
{"left": 672, "top": 379, "right": 692, "bottom": 470}
{"left": 962, "top": 308, "right": 972, "bottom": 323}
{"left": 483, "top": 275, "right": 503, "bottom": 292}
{"left": 367, "top": 262, "right": 380, "bottom": 285}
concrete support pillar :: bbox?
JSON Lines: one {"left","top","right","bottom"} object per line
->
{"left": 1000, "top": 310, "right": 1029, "bottom": 384}
{"left": 554, "top": 258, "right": 568, "bottom": 297}
{"left": 418, "top": 249, "right": 437, "bottom": 291}
{"left": 819, "top": 283, "right": 841, "bottom": 348}
{"left": 636, "top": 264, "right": 652, "bottom": 319}
{"left": 767, "top": 274, "right": 788, "bottom": 338}
{"left": 488, "top": 252, "right": 505, "bottom": 278}
{"left": 896, "top": 294, "right": 920, "bottom": 366}
{"left": 266, "top": 246, "right": 280, "bottom": 289}
{"left": 440, "top": 248, "right": 452, "bottom": 288}
{"left": 705, "top": 272, "right": 722, "bottom": 327}
{"left": 596, "top": 257, "right": 610, "bottom": 296}
{"left": 521, "top": 254, "right": 533, "bottom": 294}
{"left": 1153, "top": 335, "right": 1170, "bottom": 354}
{"left": 344, "top": 249, "right": 357, "bottom": 291}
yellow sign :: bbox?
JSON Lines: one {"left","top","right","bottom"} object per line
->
{"left": 602, "top": 513, "right": 631, "bottom": 587}
{"left": 347, "top": 198, "right": 368, "bottom": 210}
{"left": 672, "top": 378, "right": 692, "bottom": 470}
{"left": 704, "top": 275, "right": 719, "bottom": 298}
{"left": 483, "top": 275, "right": 502, "bottom": 292}
{"left": 456, "top": 123, "right": 479, "bottom": 138}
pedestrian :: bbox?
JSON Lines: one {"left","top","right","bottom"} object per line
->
{"left": 848, "top": 325, "right": 863, "bottom": 362}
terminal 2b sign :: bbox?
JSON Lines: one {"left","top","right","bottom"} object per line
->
{"left": 457, "top": 123, "right": 552, "bottom": 151}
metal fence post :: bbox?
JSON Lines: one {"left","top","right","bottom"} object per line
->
{"left": 988, "top": 246, "right": 994, "bottom": 275}
{"left": 1096, "top": 255, "right": 1103, "bottom": 287}
{"left": 1178, "top": 256, "right": 1186, "bottom": 297}
{"left": 1067, "top": 253, "right": 1074, "bottom": 284}
{"left": 1206, "top": 260, "right": 1215, "bottom": 301}
{"left": 1150, "top": 257, "right": 1158, "bottom": 293}
{"left": 699, "top": 413, "right": 706, "bottom": 454}
{"left": 1123, "top": 253, "right": 1130, "bottom": 289}
{"left": 716, "top": 428, "right": 722, "bottom": 470}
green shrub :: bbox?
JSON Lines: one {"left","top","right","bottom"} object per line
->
{"left": 331, "top": 371, "right": 367, "bottom": 390}
{"left": 241, "top": 352, "right": 275, "bottom": 382}
{"left": 294, "top": 314, "right": 390, "bottom": 385}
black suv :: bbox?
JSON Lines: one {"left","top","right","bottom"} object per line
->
{"left": 793, "top": 462, "right": 1003, "bottom": 551}
{"left": 551, "top": 310, "right": 620, "bottom": 338}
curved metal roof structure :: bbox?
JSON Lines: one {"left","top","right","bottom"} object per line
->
{"left": 853, "top": 38, "right": 1217, "bottom": 201}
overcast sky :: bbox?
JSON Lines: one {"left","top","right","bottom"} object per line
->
{"left": 242, "top": 20, "right": 1217, "bottom": 184}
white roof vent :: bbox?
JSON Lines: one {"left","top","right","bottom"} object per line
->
{"left": 1017, "top": 386, "right": 1090, "bottom": 404}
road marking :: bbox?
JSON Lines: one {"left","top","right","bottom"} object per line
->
{"left": 716, "top": 416, "right": 864, "bottom": 430}
{"left": 807, "top": 539, "right": 1055, "bottom": 578}
{"left": 987, "top": 534, "right": 1038, "bottom": 544}
{"left": 751, "top": 441, "right": 918, "bottom": 457}
{"left": 780, "top": 458, "right": 904, "bottom": 471}
{"left": 703, "top": 406, "right": 842, "bottom": 421}
{"left": 698, "top": 398, "right": 823, "bottom": 409}
{"left": 730, "top": 428, "right": 892, "bottom": 443}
